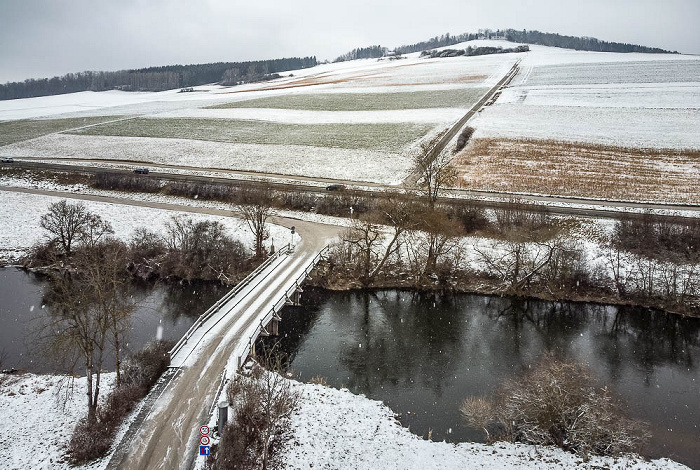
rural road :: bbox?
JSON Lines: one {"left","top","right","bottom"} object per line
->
{"left": 3, "top": 162, "right": 699, "bottom": 220}
{"left": 114, "top": 231, "right": 337, "bottom": 470}
{"left": 0, "top": 185, "right": 341, "bottom": 469}
{"left": 402, "top": 58, "right": 521, "bottom": 186}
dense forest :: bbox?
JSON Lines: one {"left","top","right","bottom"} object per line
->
{"left": 0, "top": 56, "right": 317, "bottom": 101}
{"left": 394, "top": 32, "right": 479, "bottom": 54}
{"left": 504, "top": 29, "right": 674, "bottom": 53}
{"left": 334, "top": 45, "right": 387, "bottom": 62}
{"left": 387, "top": 28, "right": 673, "bottom": 57}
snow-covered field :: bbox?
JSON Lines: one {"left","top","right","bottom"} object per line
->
{"left": 1, "top": 133, "right": 413, "bottom": 184}
{"left": 0, "top": 372, "right": 116, "bottom": 470}
{"left": 0, "top": 44, "right": 519, "bottom": 184}
{"left": 451, "top": 44, "right": 700, "bottom": 203}
{"left": 470, "top": 105, "right": 700, "bottom": 150}
{"left": 150, "top": 106, "right": 466, "bottom": 124}
{"left": 0, "top": 190, "right": 288, "bottom": 262}
{"left": 468, "top": 45, "right": 700, "bottom": 148}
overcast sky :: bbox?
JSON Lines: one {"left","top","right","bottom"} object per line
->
{"left": 1, "top": 0, "right": 698, "bottom": 83}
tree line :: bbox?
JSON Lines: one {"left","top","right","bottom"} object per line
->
{"left": 394, "top": 32, "right": 478, "bottom": 54}
{"left": 420, "top": 45, "right": 530, "bottom": 59}
{"left": 353, "top": 28, "right": 674, "bottom": 58}
{"left": 333, "top": 45, "right": 387, "bottom": 62}
{"left": 0, "top": 56, "right": 317, "bottom": 100}
{"left": 504, "top": 29, "right": 674, "bottom": 53}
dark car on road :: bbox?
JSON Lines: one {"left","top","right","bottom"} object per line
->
{"left": 326, "top": 184, "right": 345, "bottom": 191}
{"left": 134, "top": 167, "right": 149, "bottom": 174}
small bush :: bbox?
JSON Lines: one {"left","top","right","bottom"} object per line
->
{"left": 308, "top": 375, "right": 328, "bottom": 386}
{"left": 448, "top": 204, "right": 490, "bottom": 234}
{"left": 25, "top": 239, "right": 61, "bottom": 267}
{"left": 454, "top": 126, "right": 475, "bottom": 154}
{"left": 94, "top": 172, "right": 162, "bottom": 193}
{"left": 98, "top": 384, "right": 145, "bottom": 429}
{"left": 460, "top": 356, "right": 650, "bottom": 457}
{"left": 614, "top": 213, "right": 700, "bottom": 264}
{"left": 68, "top": 417, "right": 113, "bottom": 464}
{"left": 122, "top": 340, "right": 173, "bottom": 389}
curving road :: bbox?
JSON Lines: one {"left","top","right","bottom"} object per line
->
{"left": 0, "top": 185, "right": 340, "bottom": 470}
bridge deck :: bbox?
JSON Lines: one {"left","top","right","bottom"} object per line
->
{"left": 112, "top": 242, "right": 329, "bottom": 470}
{"left": 169, "top": 249, "right": 292, "bottom": 368}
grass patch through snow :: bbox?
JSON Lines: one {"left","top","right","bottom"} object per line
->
{"left": 68, "top": 118, "right": 434, "bottom": 151}
{"left": 0, "top": 116, "right": 124, "bottom": 146}
{"left": 210, "top": 88, "right": 488, "bottom": 111}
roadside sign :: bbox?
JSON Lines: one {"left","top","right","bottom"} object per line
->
{"left": 199, "top": 445, "right": 210, "bottom": 456}
{"left": 200, "top": 425, "right": 210, "bottom": 435}
{"left": 200, "top": 436, "right": 211, "bottom": 446}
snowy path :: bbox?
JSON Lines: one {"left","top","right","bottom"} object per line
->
{"left": 63, "top": 199, "right": 340, "bottom": 470}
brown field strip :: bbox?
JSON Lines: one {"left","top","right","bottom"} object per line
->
{"left": 453, "top": 138, "right": 700, "bottom": 204}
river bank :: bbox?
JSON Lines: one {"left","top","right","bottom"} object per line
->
{"left": 283, "top": 378, "right": 690, "bottom": 470}
{"left": 3, "top": 370, "right": 691, "bottom": 470}
{"left": 307, "top": 259, "right": 700, "bottom": 318}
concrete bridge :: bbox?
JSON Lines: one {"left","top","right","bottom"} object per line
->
{"left": 109, "top": 219, "right": 339, "bottom": 470}
{"left": 168, "top": 242, "right": 328, "bottom": 370}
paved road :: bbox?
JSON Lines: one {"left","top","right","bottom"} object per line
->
{"left": 3, "top": 161, "right": 699, "bottom": 221}
{"left": 116, "top": 243, "right": 333, "bottom": 470}
{"left": 402, "top": 59, "right": 521, "bottom": 186}
{"left": 0, "top": 185, "right": 340, "bottom": 470}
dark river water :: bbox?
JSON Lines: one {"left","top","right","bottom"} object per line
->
{"left": 2, "top": 267, "right": 698, "bottom": 468}
{"left": 264, "top": 288, "right": 700, "bottom": 469}
{"left": 0, "top": 267, "right": 224, "bottom": 373}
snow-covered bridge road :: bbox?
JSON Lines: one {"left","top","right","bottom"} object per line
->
{"left": 0, "top": 186, "right": 340, "bottom": 470}
{"left": 113, "top": 239, "right": 334, "bottom": 470}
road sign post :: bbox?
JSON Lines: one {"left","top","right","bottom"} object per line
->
{"left": 199, "top": 425, "right": 211, "bottom": 456}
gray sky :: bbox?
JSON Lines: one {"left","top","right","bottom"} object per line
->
{"left": 1, "top": 0, "right": 698, "bottom": 83}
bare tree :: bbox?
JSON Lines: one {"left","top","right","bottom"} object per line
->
{"left": 405, "top": 211, "right": 463, "bottom": 284}
{"left": 341, "top": 196, "right": 419, "bottom": 286}
{"left": 475, "top": 239, "right": 568, "bottom": 294}
{"left": 342, "top": 217, "right": 383, "bottom": 286}
{"left": 40, "top": 200, "right": 90, "bottom": 256}
{"left": 238, "top": 188, "right": 275, "bottom": 259}
{"left": 411, "top": 132, "right": 457, "bottom": 207}
{"left": 460, "top": 356, "right": 650, "bottom": 457}
{"left": 79, "top": 213, "right": 114, "bottom": 249}
{"left": 42, "top": 238, "right": 134, "bottom": 421}
{"left": 81, "top": 240, "right": 134, "bottom": 387}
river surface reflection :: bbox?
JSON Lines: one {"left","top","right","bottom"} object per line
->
{"left": 0, "top": 267, "right": 224, "bottom": 373}
{"left": 267, "top": 289, "right": 700, "bottom": 469}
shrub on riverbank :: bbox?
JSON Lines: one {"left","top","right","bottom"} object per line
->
{"left": 460, "top": 356, "right": 650, "bottom": 457}
{"left": 211, "top": 360, "right": 299, "bottom": 470}
{"left": 312, "top": 209, "right": 700, "bottom": 316}
{"left": 24, "top": 203, "right": 254, "bottom": 285}
{"left": 67, "top": 340, "right": 173, "bottom": 464}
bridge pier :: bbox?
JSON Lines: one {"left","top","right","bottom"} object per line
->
{"left": 285, "top": 285, "right": 303, "bottom": 306}
{"left": 295, "top": 287, "right": 303, "bottom": 305}
{"left": 266, "top": 314, "right": 281, "bottom": 336}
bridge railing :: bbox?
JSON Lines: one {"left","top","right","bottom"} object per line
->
{"left": 169, "top": 244, "right": 291, "bottom": 360}
{"left": 236, "top": 245, "right": 329, "bottom": 369}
